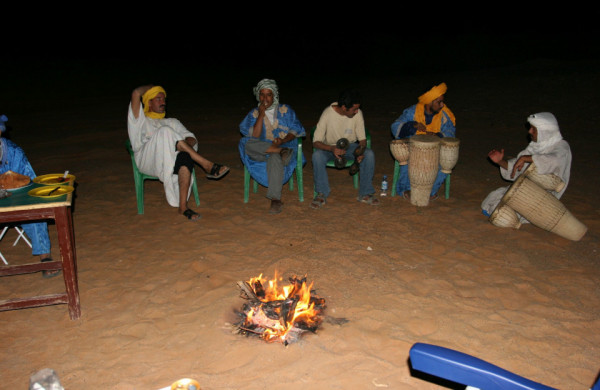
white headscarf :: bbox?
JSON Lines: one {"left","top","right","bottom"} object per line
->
{"left": 525, "top": 112, "right": 563, "bottom": 154}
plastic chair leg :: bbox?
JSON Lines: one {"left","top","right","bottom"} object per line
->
{"left": 296, "top": 166, "right": 304, "bottom": 202}
{"left": 191, "top": 170, "right": 200, "bottom": 206}
{"left": 244, "top": 167, "right": 251, "bottom": 203}
{"left": 391, "top": 160, "right": 400, "bottom": 197}
{"left": 135, "top": 173, "right": 145, "bottom": 215}
{"left": 445, "top": 174, "right": 451, "bottom": 199}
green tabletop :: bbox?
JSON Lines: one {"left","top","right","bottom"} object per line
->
{"left": 0, "top": 182, "right": 73, "bottom": 211}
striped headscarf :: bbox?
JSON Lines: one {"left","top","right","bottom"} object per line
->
{"left": 142, "top": 86, "right": 167, "bottom": 119}
{"left": 253, "top": 79, "right": 279, "bottom": 108}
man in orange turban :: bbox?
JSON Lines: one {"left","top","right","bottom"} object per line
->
{"left": 128, "top": 85, "right": 229, "bottom": 221}
{"left": 390, "top": 83, "right": 456, "bottom": 200}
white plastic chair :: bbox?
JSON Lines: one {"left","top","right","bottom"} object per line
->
{"left": 0, "top": 225, "right": 32, "bottom": 265}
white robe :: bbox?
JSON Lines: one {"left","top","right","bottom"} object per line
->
{"left": 481, "top": 139, "right": 572, "bottom": 218}
{"left": 127, "top": 104, "right": 197, "bottom": 207}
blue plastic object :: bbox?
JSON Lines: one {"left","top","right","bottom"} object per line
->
{"left": 409, "top": 343, "right": 557, "bottom": 390}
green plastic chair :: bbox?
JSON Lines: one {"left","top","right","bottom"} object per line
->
{"left": 244, "top": 138, "right": 304, "bottom": 202}
{"left": 126, "top": 140, "right": 200, "bottom": 214}
{"left": 311, "top": 126, "right": 371, "bottom": 196}
{"left": 390, "top": 159, "right": 451, "bottom": 199}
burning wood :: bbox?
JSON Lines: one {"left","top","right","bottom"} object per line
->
{"left": 235, "top": 273, "right": 326, "bottom": 345}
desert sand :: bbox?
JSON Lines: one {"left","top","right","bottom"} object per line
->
{"left": 1, "top": 34, "right": 599, "bottom": 389}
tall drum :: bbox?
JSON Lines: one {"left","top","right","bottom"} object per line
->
{"left": 522, "top": 162, "right": 565, "bottom": 193}
{"left": 409, "top": 134, "right": 440, "bottom": 206}
{"left": 439, "top": 137, "right": 460, "bottom": 173}
{"left": 500, "top": 175, "right": 587, "bottom": 241}
{"left": 390, "top": 139, "right": 410, "bottom": 165}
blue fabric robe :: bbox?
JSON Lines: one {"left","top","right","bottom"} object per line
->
{"left": 0, "top": 138, "right": 51, "bottom": 255}
{"left": 239, "top": 104, "right": 306, "bottom": 187}
{"left": 390, "top": 105, "right": 457, "bottom": 195}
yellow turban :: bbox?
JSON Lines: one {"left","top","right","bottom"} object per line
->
{"left": 413, "top": 83, "right": 455, "bottom": 134}
{"left": 142, "top": 86, "right": 167, "bottom": 119}
{"left": 418, "top": 83, "right": 447, "bottom": 105}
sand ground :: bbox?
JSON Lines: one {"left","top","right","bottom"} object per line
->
{"left": 0, "top": 52, "right": 599, "bottom": 389}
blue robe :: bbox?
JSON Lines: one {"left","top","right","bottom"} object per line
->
{"left": 390, "top": 105, "right": 457, "bottom": 196}
{"left": 239, "top": 104, "right": 306, "bottom": 187}
{"left": 0, "top": 138, "right": 51, "bottom": 256}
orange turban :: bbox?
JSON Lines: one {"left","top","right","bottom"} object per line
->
{"left": 413, "top": 83, "right": 455, "bottom": 134}
{"left": 418, "top": 83, "right": 447, "bottom": 105}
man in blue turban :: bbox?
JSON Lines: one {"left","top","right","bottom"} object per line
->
{"left": 0, "top": 115, "right": 56, "bottom": 277}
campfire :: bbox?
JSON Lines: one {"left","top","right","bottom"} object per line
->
{"left": 235, "top": 273, "right": 326, "bottom": 345}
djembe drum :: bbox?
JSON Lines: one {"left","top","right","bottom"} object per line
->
{"left": 500, "top": 175, "right": 587, "bottom": 241}
{"left": 522, "top": 162, "right": 565, "bottom": 192}
{"left": 408, "top": 134, "right": 440, "bottom": 206}
{"left": 439, "top": 137, "right": 460, "bottom": 173}
{"left": 390, "top": 139, "right": 410, "bottom": 165}
{"left": 489, "top": 203, "right": 522, "bottom": 229}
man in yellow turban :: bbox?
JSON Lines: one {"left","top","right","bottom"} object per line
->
{"left": 128, "top": 85, "right": 229, "bottom": 220}
{"left": 390, "top": 83, "right": 456, "bottom": 200}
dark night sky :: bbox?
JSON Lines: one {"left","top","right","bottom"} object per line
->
{"left": 6, "top": 7, "right": 599, "bottom": 69}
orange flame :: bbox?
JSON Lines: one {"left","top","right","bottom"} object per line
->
{"left": 242, "top": 273, "right": 324, "bottom": 343}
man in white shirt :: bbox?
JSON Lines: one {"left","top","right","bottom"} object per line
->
{"left": 311, "top": 89, "right": 378, "bottom": 209}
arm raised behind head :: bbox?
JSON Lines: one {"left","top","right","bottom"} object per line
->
{"left": 131, "top": 85, "right": 154, "bottom": 119}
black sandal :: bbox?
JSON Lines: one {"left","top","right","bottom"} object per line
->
{"left": 183, "top": 209, "right": 201, "bottom": 221}
{"left": 206, "top": 163, "right": 230, "bottom": 179}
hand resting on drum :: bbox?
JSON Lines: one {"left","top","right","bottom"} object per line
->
{"left": 511, "top": 155, "right": 533, "bottom": 178}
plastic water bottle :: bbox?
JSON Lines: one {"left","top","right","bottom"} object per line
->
{"left": 380, "top": 175, "right": 388, "bottom": 196}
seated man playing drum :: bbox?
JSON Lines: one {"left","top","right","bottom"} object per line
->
{"left": 481, "top": 112, "right": 572, "bottom": 221}
{"left": 390, "top": 83, "right": 456, "bottom": 200}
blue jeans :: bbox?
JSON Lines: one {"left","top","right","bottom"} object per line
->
{"left": 396, "top": 164, "right": 447, "bottom": 196}
{"left": 312, "top": 143, "right": 375, "bottom": 198}
{"left": 20, "top": 222, "right": 51, "bottom": 256}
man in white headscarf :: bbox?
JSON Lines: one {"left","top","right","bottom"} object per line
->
{"left": 481, "top": 112, "right": 572, "bottom": 220}
{"left": 239, "top": 79, "right": 306, "bottom": 214}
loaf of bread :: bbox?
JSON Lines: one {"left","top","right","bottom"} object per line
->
{"left": 0, "top": 170, "right": 31, "bottom": 189}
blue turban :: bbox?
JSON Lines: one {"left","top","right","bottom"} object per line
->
{"left": 0, "top": 115, "right": 7, "bottom": 132}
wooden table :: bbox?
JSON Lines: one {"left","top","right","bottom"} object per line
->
{"left": 0, "top": 180, "right": 80, "bottom": 319}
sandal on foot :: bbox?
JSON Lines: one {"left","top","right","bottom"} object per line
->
{"left": 310, "top": 193, "right": 326, "bottom": 209}
{"left": 206, "top": 163, "right": 230, "bottom": 179}
{"left": 183, "top": 208, "right": 201, "bottom": 221}
{"left": 358, "top": 194, "right": 380, "bottom": 205}
{"left": 41, "top": 258, "right": 61, "bottom": 279}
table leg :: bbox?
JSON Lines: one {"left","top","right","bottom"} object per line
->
{"left": 54, "top": 206, "right": 80, "bottom": 319}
